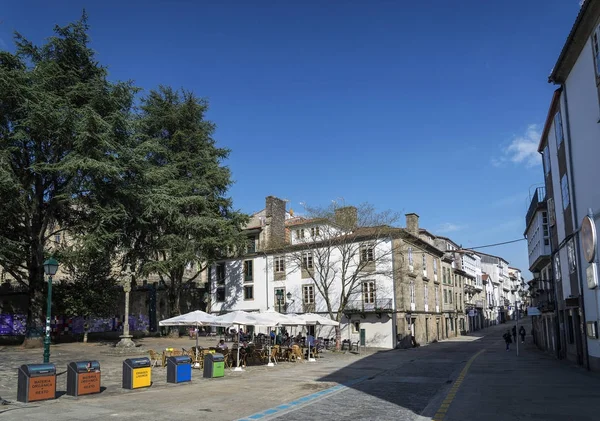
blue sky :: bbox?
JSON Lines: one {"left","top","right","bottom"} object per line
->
{"left": 0, "top": 0, "right": 583, "bottom": 275}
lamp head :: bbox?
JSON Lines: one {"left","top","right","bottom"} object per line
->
{"left": 43, "top": 257, "right": 59, "bottom": 276}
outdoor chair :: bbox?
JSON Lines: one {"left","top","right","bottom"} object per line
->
{"left": 148, "top": 350, "right": 161, "bottom": 368}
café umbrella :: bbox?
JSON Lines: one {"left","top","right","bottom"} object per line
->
{"left": 212, "top": 311, "right": 260, "bottom": 371}
{"left": 159, "top": 310, "right": 224, "bottom": 365}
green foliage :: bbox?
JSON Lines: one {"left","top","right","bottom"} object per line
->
{"left": 54, "top": 249, "right": 119, "bottom": 318}
{"left": 0, "top": 14, "right": 248, "bottom": 328}
{"left": 128, "top": 86, "right": 248, "bottom": 316}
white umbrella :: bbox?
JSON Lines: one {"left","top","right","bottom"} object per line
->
{"left": 296, "top": 313, "right": 339, "bottom": 362}
{"left": 212, "top": 311, "right": 259, "bottom": 371}
{"left": 159, "top": 310, "right": 225, "bottom": 365}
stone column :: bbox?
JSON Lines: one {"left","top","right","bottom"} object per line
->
{"left": 116, "top": 265, "right": 135, "bottom": 348}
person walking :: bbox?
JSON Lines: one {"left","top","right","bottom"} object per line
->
{"left": 512, "top": 325, "right": 517, "bottom": 343}
{"left": 519, "top": 326, "right": 526, "bottom": 343}
{"left": 503, "top": 330, "right": 512, "bottom": 351}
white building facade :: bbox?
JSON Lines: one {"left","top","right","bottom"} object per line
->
{"left": 539, "top": 0, "right": 600, "bottom": 370}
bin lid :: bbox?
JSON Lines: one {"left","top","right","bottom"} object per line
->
{"left": 124, "top": 357, "right": 151, "bottom": 367}
{"left": 69, "top": 361, "right": 100, "bottom": 372}
{"left": 168, "top": 355, "right": 191, "bottom": 364}
{"left": 210, "top": 353, "right": 224, "bottom": 362}
{"left": 20, "top": 363, "right": 56, "bottom": 375}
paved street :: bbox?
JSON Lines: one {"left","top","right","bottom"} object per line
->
{"left": 2, "top": 319, "right": 600, "bottom": 420}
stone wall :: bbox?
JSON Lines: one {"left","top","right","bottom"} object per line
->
{"left": 0, "top": 285, "right": 207, "bottom": 338}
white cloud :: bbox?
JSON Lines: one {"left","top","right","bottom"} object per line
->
{"left": 493, "top": 124, "right": 542, "bottom": 168}
{"left": 437, "top": 222, "right": 465, "bottom": 234}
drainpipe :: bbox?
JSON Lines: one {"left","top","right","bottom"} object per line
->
{"left": 263, "top": 252, "right": 270, "bottom": 311}
{"left": 562, "top": 83, "right": 591, "bottom": 370}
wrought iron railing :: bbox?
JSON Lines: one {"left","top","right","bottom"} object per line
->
{"left": 345, "top": 298, "right": 393, "bottom": 312}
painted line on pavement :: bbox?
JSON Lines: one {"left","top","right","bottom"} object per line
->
{"left": 432, "top": 349, "right": 485, "bottom": 421}
{"left": 236, "top": 376, "right": 369, "bottom": 421}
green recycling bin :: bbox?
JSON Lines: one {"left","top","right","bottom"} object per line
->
{"left": 203, "top": 353, "right": 224, "bottom": 378}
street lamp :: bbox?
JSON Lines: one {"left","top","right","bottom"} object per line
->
{"left": 275, "top": 289, "right": 284, "bottom": 313}
{"left": 43, "top": 257, "right": 59, "bottom": 363}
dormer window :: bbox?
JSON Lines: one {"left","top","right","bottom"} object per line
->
{"left": 310, "top": 226, "right": 320, "bottom": 237}
{"left": 296, "top": 229, "right": 305, "bottom": 240}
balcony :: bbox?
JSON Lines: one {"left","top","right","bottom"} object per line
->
{"left": 344, "top": 298, "right": 393, "bottom": 318}
{"left": 475, "top": 300, "right": 484, "bottom": 308}
{"left": 525, "top": 187, "right": 546, "bottom": 230}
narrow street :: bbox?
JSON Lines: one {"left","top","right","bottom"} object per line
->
{"left": 240, "top": 318, "right": 600, "bottom": 421}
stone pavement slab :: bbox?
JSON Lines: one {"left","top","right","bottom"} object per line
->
{"left": 443, "top": 324, "right": 600, "bottom": 421}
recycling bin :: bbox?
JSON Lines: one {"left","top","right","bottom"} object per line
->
{"left": 67, "top": 361, "right": 101, "bottom": 396}
{"left": 203, "top": 353, "right": 225, "bottom": 378}
{"left": 17, "top": 363, "right": 56, "bottom": 403}
{"left": 166, "top": 355, "right": 192, "bottom": 384}
{"left": 122, "top": 357, "right": 152, "bottom": 390}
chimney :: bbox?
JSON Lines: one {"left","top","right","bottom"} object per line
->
{"left": 334, "top": 206, "right": 358, "bottom": 229}
{"left": 405, "top": 213, "right": 419, "bottom": 235}
{"left": 265, "top": 196, "right": 286, "bottom": 248}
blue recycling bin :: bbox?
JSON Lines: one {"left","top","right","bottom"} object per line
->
{"left": 166, "top": 356, "right": 192, "bottom": 384}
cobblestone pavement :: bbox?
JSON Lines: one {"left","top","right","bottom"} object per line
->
{"left": 3, "top": 320, "right": 600, "bottom": 420}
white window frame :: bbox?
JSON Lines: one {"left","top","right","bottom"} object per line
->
{"left": 363, "top": 280, "right": 376, "bottom": 304}
{"left": 561, "top": 174, "right": 570, "bottom": 210}
{"left": 554, "top": 111, "right": 564, "bottom": 148}
{"left": 274, "top": 256, "right": 285, "bottom": 273}
{"left": 409, "top": 280, "right": 415, "bottom": 304}
{"left": 360, "top": 244, "right": 375, "bottom": 263}
{"left": 302, "top": 252, "right": 314, "bottom": 270}
{"left": 567, "top": 239, "right": 576, "bottom": 274}
{"left": 302, "top": 284, "right": 315, "bottom": 304}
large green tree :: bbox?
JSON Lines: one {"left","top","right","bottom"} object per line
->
{"left": 0, "top": 14, "right": 136, "bottom": 343}
{"left": 129, "top": 87, "right": 248, "bottom": 324}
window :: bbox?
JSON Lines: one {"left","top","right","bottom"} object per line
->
{"left": 543, "top": 146, "right": 551, "bottom": 175}
{"left": 449, "top": 291, "right": 453, "bottom": 304}
{"left": 433, "top": 259, "right": 438, "bottom": 275}
{"left": 363, "top": 281, "right": 376, "bottom": 304}
{"left": 360, "top": 244, "right": 374, "bottom": 263}
{"left": 216, "top": 263, "right": 225, "bottom": 285}
{"left": 424, "top": 285, "right": 429, "bottom": 305}
{"left": 246, "top": 236, "right": 256, "bottom": 253}
{"left": 554, "top": 253, "right": 562, "bottom": 282}
{"left": 443, "top": 289, "right": 448, "bottom": 304}
{"left": 435, "top": 286, "right": 440, "bottom": 307}
{"left": 593, "top": 25, "right": 600, "bottom": 78}
{"left": 244, "top": 285, "right": 254, "bottom": 300}
{"left": 408, "top": 247, "right": 413, "bottom": 266}
{"left": 54, "top": 234, "right": 61, "bottom": 244}
{"left": 216, "top": 287, "right": 226, "bottom": 302}
{"left": 302, "top": 252, "right": 314, "bottom": 270}
{"left": 554, "top": 111, "right": 564, "bottom": 148}
{"left": 409, "top": 281, "right": 415, "bottom": 304}
{"left": 296, "top": 229, "right": 305, "bottom": 240}
{"left": 422, "top": 254, "right": 427, "bottom": 272}
{"left": 352, "top": 320, "right": 360, "bottom": 334}
{"left": 542, "top": 212, "right": 549, "bottom": 246}
{"left": 310, "top": 226, "right": 320, "bottom": 237}
{"left": 302, "top": 285, "right": 315, "bottom": 304}
{"left": 244, "top": 260, "right": 253, "bottom": 282}
{"left": 274, "top": 256, "right": 285, "bottom": 273}
{"left": 561, "top": 174, "right": 570, "bottom": 210}
{"left": 567, "top": 239, "right": 576, "bottom": 274}
{"left": 274, "top": 287, "right": 286, "bottom": 310}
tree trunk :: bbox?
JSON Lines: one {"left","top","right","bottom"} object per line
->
{"left": 335, "top": 325, "right": 342, "bottom": 351}
{"left": 22, "top": 243, "right": 45, "bottom": 348}
{"left": 167, "top": 271, "right": 183, "bottom": 338}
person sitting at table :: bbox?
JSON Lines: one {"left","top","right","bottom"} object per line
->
{"left": 216, "top": 339, "right": 228, "bottom": 350}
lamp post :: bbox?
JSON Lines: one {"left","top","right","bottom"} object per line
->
{"left": 116, "top": 265, "right": 135, "bottom": 348}
{"left": 43, "top": 257, "right": 59, "bottom": 363}
{"left": 276, "top": 289, "right": 284, "bottom": 313}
